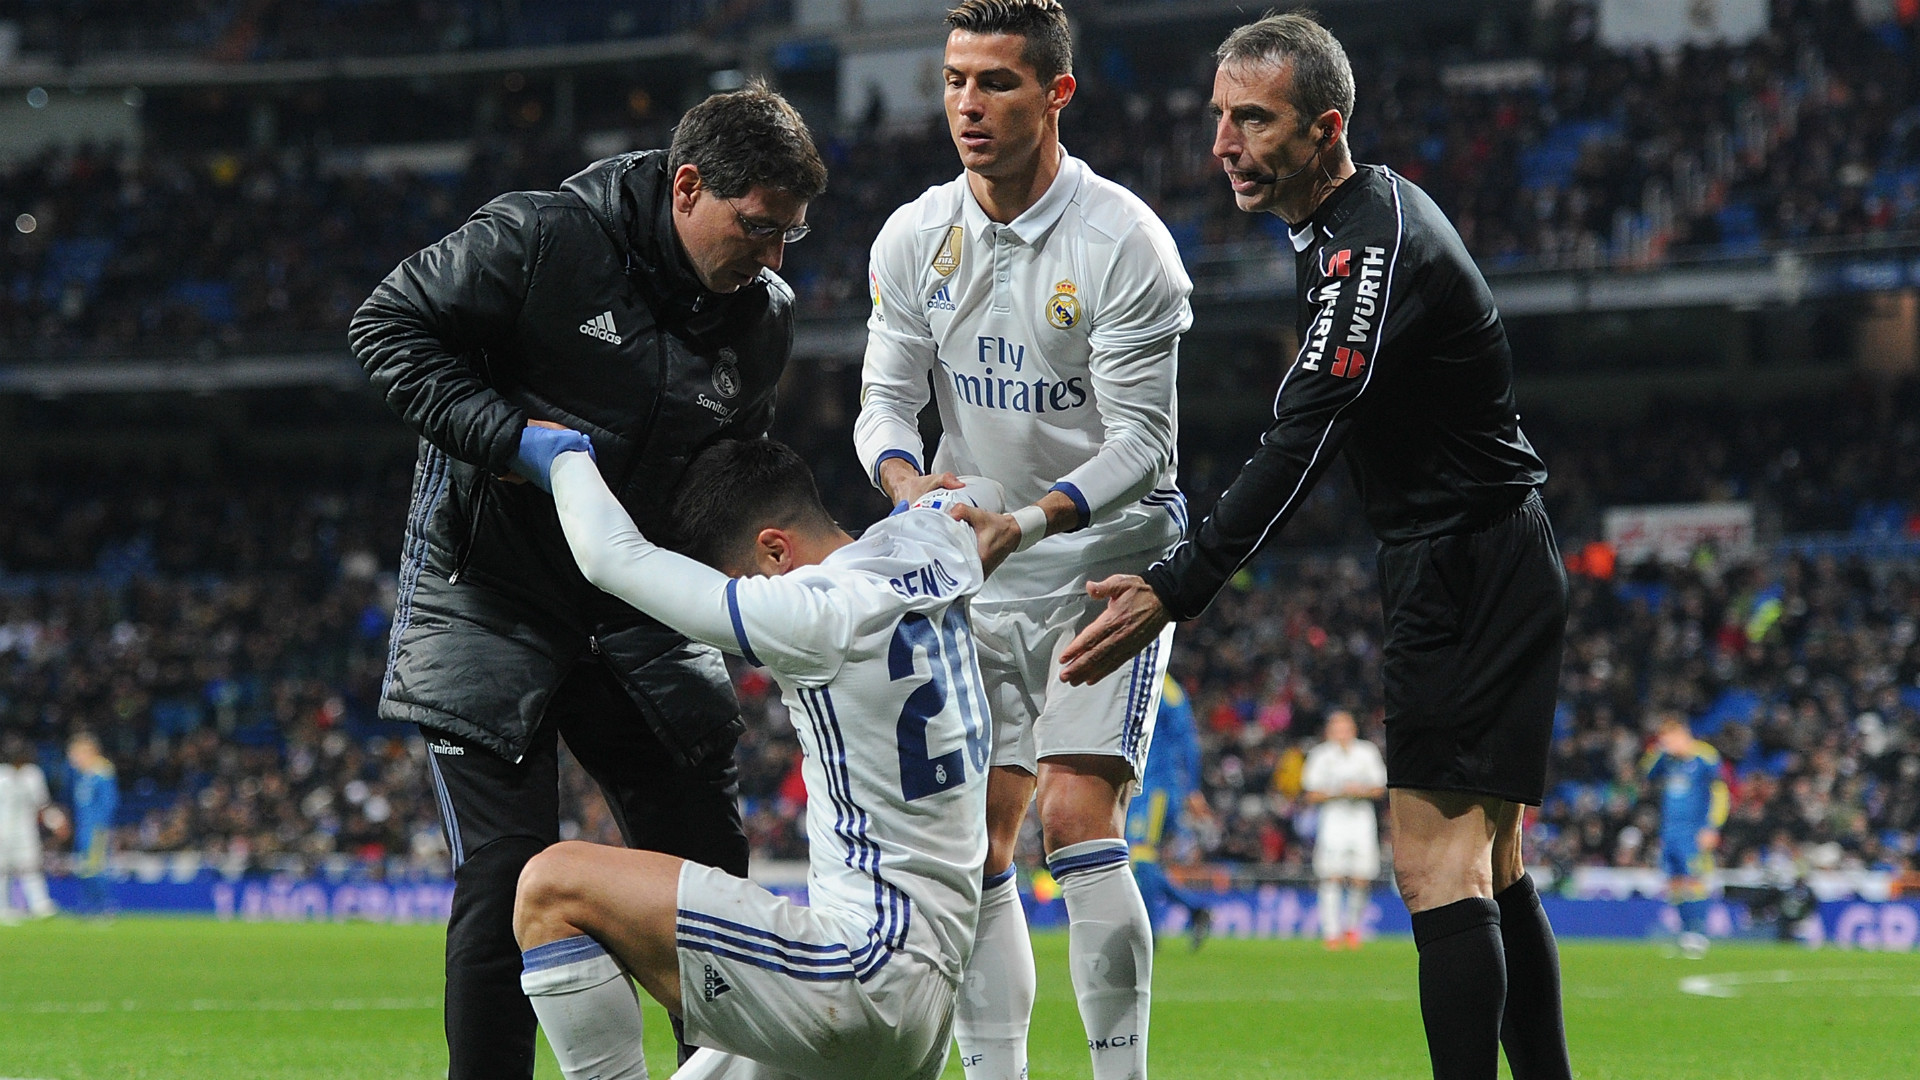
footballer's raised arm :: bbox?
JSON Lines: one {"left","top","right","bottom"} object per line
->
{"left": 549, "top": 452, "right": 853, "bottom": 685}
{"left": 549, "top": 452, "right": 739, "bottom": 652}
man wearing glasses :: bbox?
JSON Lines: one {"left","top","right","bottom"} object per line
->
{"left": 350, "top": 82, "right": 825, "bottom": 1080}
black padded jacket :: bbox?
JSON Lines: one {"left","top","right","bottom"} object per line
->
{"left": 348, "top": 150, "right": 790, "bottom": 764}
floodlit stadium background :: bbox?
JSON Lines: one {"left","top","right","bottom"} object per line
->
{"left": 2, "top": 1, "right": 1919, "bottom": 1077}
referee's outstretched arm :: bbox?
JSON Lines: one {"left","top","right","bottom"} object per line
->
{"left": 1062, "top": 211, "right": 1411, "bottom": 684}
{"left": 1146, "top": 226, "right": 1408, "bottom": 621}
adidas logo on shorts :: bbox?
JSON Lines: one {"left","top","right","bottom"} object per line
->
{"left": 703, "top": 964, "right": 732, "bottom": 1002}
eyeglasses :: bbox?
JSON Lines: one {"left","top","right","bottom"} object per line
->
{"left": 727, "top": 199, "right": 811, "bottom": 244}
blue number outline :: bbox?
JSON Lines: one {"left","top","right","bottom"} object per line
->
{"left": 889, "top": 608, "right": 988, "bottom": 800}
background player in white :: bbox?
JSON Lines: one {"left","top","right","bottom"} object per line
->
{"left": 1301, "top": 711, "right": 1385, "bottom": 950}
{"left": 854, "top": 4, "right": 1193, "bottom": 1077}
{"left": 507, "top": 430, "right": 997, "bottom": 1080}
{"left": 0, "top": 735, "right": 57, "bottom": 921}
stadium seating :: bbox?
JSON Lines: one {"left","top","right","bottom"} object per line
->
{"left": 5, "top": 3, "right": 1918, "bottom": 359}
{"left": 2, "top": 0, "right": 1917, "bottom": 892}
{"left": 4, "top": 381, "right": 1918, "bottom": 885}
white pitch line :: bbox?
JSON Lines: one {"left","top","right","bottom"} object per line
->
{"left": 1156, "top": 987, "right": 1413, "bottom": 1003}
{"left": 0, "top": 996, "right": 438, "bottom": 1014}
{"left": 1678, "top": 969, "right": 1917, "bottom": 999}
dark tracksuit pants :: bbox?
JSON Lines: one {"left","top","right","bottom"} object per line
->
{"left": 422, "top": 661, "right": 748, "bottom": 1080}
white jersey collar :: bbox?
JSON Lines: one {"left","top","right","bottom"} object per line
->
{"left": 961, "top": 147, "right": 1084, "bottom": 246}
{"left": 1288, "top": 221, "right": 1316, "bottom": 252}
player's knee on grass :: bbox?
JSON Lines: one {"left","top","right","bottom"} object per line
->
{"left": 1036, "top": 758, "right": 1133, "bottom": 850}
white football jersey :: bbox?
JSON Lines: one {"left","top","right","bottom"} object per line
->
{"left": 856, "top": 150, "right": 1193, "bottom": 601}
{"left": 0, "top": 762, "right": 49, "bottom": 842}
{"left": 724, "top": 508, "right": 992, "bottom": 983}
{"left": 1302, "top": 739, "right": 1387, "bottom": 841}
{"left": 547, "top": 450, "right": 991, "bottom": 986}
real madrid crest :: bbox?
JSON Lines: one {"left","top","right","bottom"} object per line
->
{"left": 713, "top": 347, "right": 741, "bottom": 399}
{"left": 931, "top": 225, "right": 963, "bottom": 277}
{"left": 1046, "top": 279, "right": 1080, "bottom": 330}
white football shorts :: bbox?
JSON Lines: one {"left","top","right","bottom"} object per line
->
{"left": 672, "top": 861, "right": 956, "bottom": 1080}
{"left": 1312, "top": 827, "right": 1382, "bottom": 881}
{"left": 0, "top": 833, "right": 42, "bottom": 874}
{"left": 971, "top": 582, "right": 1175, "bottom": 781}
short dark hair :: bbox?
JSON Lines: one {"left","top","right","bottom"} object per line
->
{"left": 668, "top": 439, "right": 838, "bottom": 571}
{"left": 1216, "top": 11, "right": 1355, "bottom": 137}
{"left": 668, "top": 80, "right": 827, "bottom": 201}
{"left": 946, "top": 0, "right": 1073, "bottom": 83}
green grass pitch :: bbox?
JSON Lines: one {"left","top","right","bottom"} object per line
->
{"left": 1, "top": 918, "right": 1915, "bottom": 1078}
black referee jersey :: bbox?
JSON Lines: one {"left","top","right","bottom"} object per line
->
{"left": 1144, "top": 164, "right": 1548, "bottom": 620}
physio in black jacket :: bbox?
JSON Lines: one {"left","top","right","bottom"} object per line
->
{"left": 349, "top": 84, "right": 825, "bottom": 1079}
{"left": 1061, "top": 15, "right": 1572, "bottom": 1080}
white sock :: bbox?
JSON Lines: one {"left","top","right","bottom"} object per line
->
{"left": 1343, "top": 882, "right": 1368, "bottom": 939}
{"left": 1049, "top": 839, "right": 1152, "bottom": 1080}
{"left": 21, "top": 872, "right": 54, "bottom": 916}
{"left": 1318, "top": 879, "right": 1343, "bottom": 940}
{"left": 520, "top": 935, "right": 650, "bottom": 1080}
{"left": 955, "top": 867, "right": 1035, "bottom": 1080}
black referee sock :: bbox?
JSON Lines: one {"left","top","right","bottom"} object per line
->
{"left": 1410, "top": 897, "right": 1506, "bottom": 1080}
{"left": 1495, "top": 875, "right": 1573, "bottom": 1080}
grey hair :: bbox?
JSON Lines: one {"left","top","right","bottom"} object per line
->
{"left": 1216, "top": 11, "right": 1355, "bottom": 137}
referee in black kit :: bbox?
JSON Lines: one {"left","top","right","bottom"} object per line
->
{"left": 1060, "top": 14, "right": 1572, "bottom": 1080}
{"left": 349, "top": 85, "right": 824, "bottom": 1078}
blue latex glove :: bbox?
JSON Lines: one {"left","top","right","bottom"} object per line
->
{"left": 509, "top": 425, "right": 595, "bottom": 493}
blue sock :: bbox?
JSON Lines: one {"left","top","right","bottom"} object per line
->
{"left": 1678, "top": 900, "right": 1708, "bottom": 935}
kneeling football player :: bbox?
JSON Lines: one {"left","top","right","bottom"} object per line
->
{"left": 510, "top": 429, "right": 1000, "bottom": 1080}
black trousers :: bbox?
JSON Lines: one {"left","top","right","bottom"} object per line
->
{"left": 422, "top": 661, "right": 749, "bottom": 1080}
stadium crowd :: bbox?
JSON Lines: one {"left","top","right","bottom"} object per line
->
{"left": 4, "top": 382, "right": 1920, "bottom": 882}
{"left": 1175, "top": 546, "right": 1920, "bottom": 881}
{"left": 8, "top": 529, "right": 1918, "bottom": 881}
{"left": 797, "top": 0, "right": 1920, "bottom": 306}
{"left": 0, "top": 139, "right": 587, "bottom": 362}
{"left": 3, "top": 0, "right": 1919, "bottom": 887}
{"left": 3, "top": 0, "right": 730, "bottom": 61}
{"left": 5, "top": 0, "right": 1919, "bottom": 359}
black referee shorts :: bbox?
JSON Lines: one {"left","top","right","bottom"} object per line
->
{"left": 1376, "top": 490, "right": 1568, "bottom": 806}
